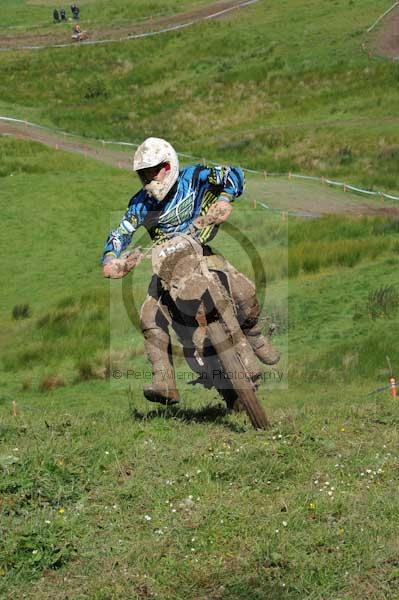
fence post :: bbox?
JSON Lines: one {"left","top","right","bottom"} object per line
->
{"left": 390, "top": 377, "right": 397, "bottom": 399}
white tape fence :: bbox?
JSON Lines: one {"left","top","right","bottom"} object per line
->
{"left": 1, "top": 115, "right": 399, "bottom": 202}
{"left": 0, "top": 0, "right": 259, "bottom": 52}
{"left": 367, "top": 1, "right": 399, "bottom": 33}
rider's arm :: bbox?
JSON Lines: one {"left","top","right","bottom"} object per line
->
{"left": 193, "top": 200, "right": 232, "bottom": 229}
{"left": 103, "top": 249, "right": 142, "bottom": 279}
{"left": 194, "top": 165, "right": 245, "bottom": 228}
{"left": 102, "top": 191, "right": 147, "bottom": 279}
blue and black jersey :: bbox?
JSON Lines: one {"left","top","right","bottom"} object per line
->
{"left": 102, "top": 164, "right": 245, "bottom": 263}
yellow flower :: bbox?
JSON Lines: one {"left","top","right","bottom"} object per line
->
{"left": 309, "top": 502, "right": 316, "bottom": 510}
{"left": 58, "top": 508, "right": 65, "bottom": 514}
{"left": 341, "top": 427, "right": 346, "bottom": 432}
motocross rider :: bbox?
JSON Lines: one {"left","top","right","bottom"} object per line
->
{"left": 102, "top": 137, "right": 280, "bottom": 405}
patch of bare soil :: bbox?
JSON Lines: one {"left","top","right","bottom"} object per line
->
{"left": 2, "top": 119, "right": 399, "bottom": 218}
{"left": 0, "top": 0, "right": 253, "bottom": 49}
{"left": 370, "top": 4, "right": 399, "bottom": 59}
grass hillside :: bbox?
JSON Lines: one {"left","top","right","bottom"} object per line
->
{"left": 2, "top": 0, "right": 399, "bottom": 596}
{"left": 0, "top": 0, "right": 205, "bottom": 30}
{"left": 1, "top": 138, "right": 399, "bottom": 598}
{"left": 1, "top": 0, "right": 399, "bottom": 192}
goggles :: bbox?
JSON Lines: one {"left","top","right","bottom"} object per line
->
{"left": 137, "top": 163, "right": 167, "bottom": 186}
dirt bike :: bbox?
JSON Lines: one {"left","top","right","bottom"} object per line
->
{"left": 152, "top": 233, "right": 270, "bottom": 430}
{"left": 71, "top": 30, "right": 89, "bottom": 41}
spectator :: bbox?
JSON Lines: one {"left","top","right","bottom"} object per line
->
{"left": 71, "top": 4, "right": 80, "bottom": 19}
{"left": 53, "top": 8, "right": 60, "bottom": 23}
{"left": 60, "top": 8, "right": 66, "bottom": 21}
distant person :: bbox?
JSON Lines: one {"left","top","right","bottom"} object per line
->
{"left": 60, "top": 8, "right": 66, "bottom": 21}
{"left": 53, "top": 8, "right": 60, "bottom": 23}
{"left": 71, "top": 4, "right": 80, "bottom": 19}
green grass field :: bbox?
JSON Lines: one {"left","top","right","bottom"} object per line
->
{"left": 0, "top": 0, "right": 207, "bottom": 30}
{"left": 1, "top": 138, "right": 399, "bottom": 598}
{"left": 1, "top": 0, "right": 399, "bottom": 192}
{"left": 2, "top": 1, "right": 399, "bottom": 597}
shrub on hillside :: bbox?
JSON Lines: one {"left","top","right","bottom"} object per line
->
{"left": 38, "top": 374, "right": 66, "bottom": 392}
{"left": 83, "top": 78, "right": 109, "bottom": 100}
{"left": 76, "top": 360, "right": 96, "bottom": 381}
{"left": 367, "top": 285, "right": 399, "bottom": 320}
{"left": 12, "top": 303, "right": 31, "bottom": 320}
{"left": 289, "top": 238, "right": 390, "bottom": 278}
{"left": 337, "top": 145, "right": 353, "bottom": 165}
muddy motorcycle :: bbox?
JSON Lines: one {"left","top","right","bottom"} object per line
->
{"left": 152, "top": 234, "right": 270, "bottom": 430}
{"left": 71, "top": 30, "right": 89, "bottom": 41}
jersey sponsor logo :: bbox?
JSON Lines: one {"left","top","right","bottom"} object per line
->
{"left": 158, "top": 240, "right": 189, "bottom": 259}
{"left": 158, "top": 191, "right": 195, "bottom": 227}
{"left": 112, "top": 238, "right": 122, "bottom": 253}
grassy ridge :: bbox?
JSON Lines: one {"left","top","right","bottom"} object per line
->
{"left": 2, "top": 0, "right": 399, "bottom": 596}
{"left": 1, "top": 0, "right": 399, "bottom": 191}
{"left": 1, "top": 138, "right": 398, "bottom": 392}
{"left": 0, "top": 0, "right": 204, "bottom": 30}
{"left": 1, "top": 106, "right": 399, "bottom": 600}
{"left": 2, "top": 381, "right": 399, "bottom": 598}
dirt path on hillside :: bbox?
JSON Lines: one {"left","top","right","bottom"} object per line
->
{"left": 369, "top": 3, "right": 399, "bottom": 59}
{"left": 0, "top": 0, "right": 256, "bottom": 50}
{"left": 2, "top": 118, "right": 399, "bottom": 218}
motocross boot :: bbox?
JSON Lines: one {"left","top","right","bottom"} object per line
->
{"left": 232, "top": 286, "right": 280, "bottom": 366}
{"left": 242, "top": 321, "right": 280, "bottom": 366}
{"left": 142, "top": 327, "right": 180, "bottom": 405}
{"left": 225, "top": 266, "right": 281, "bottom": 366}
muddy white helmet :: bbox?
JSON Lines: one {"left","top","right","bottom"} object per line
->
{"left": 133, "top": 137, "right": 179, "bottom": 202}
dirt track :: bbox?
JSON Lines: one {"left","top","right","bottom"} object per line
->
{"left": 0, "top": 0, "right": 255, "bottom": 50}
{"left": 2, "top": 118, "right": 399, "bottom": 218}
{"left": 369, "top": 3, "right": 399, "bottom": 59}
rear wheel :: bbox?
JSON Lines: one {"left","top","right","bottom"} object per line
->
{"left": 207, "top": 321, "right": 270, "bottom": 430}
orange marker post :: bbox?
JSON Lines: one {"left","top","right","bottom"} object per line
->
{"left": 390, "top": 377, "right": 397, "bottom": 399}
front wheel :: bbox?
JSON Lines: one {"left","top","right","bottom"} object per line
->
{"left": 207, "top": 321, "right": 270, "bottom": 430}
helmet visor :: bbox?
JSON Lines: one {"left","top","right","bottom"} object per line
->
{"left": 137, "top": 162, "right": 167, "bottom": 186}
